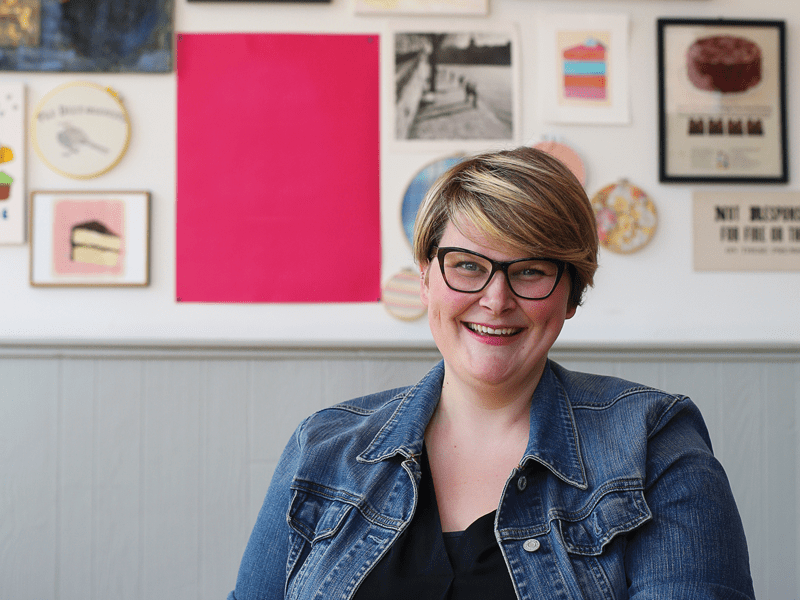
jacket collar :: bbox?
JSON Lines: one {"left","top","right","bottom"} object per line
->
{"left": 358, "top": 360, "right": 587, "bottom": 490}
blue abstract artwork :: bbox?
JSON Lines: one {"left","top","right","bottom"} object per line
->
{"left": 0, "top": 0, "right": 173, "bottom": 72}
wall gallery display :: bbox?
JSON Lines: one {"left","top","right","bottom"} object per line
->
{"left": 30, "top": 191, "right": 150, "bottom": 287}
{"left": 694, "top": 191, "right": 800, "bottom": 271}
{"left": 31, "top": 82, "right": 131, "bottom": 180}
{"left": 392, "top": 26, "right": 520, "bottom": 149}
{"left": 537, "top": 13, "right": 630, "bottom": 125}
{"left": 0, "top": 83, "right": 25, "bottom": 245}
{"left": 0, "top": 0, "right": 173, "bottom": 72}
{"left": 658, "top": 18, "right": 787, "bottom": 183}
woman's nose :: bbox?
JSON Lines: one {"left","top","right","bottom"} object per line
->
{"left": 479, "top": 270, "right": 516, "bottom": 312}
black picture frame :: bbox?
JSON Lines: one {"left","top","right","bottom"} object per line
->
{"left": 657, "top": 18, "right": 787, "bottom": 184}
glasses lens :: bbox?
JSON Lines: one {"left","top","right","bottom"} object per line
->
{"left": 440, "top": 250, "right": 493, "bottom": 292}
{"left": 506, "top": 259, "right": 560, "bottom": 299}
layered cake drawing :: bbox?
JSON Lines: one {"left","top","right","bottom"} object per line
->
{"left": 563, "top": 39, "right": 607, "bottom": 100}
{"left": 70, "top": 220, "right": 121, "bottom": 266}
{"left": 687, "top": 35, "right": 762, "bottom": 93}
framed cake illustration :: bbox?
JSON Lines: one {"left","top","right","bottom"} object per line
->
{"left": 30, "top": 191, "right": 150, "bottom": 286}
{"left": 658, "top": 18, "right": 787, "bottom": 183}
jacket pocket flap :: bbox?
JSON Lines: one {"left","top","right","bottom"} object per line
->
{"left": 288, "top": 488, "right": 354, "bottom": 544}
{"left": 560, "top": 489, "right": 651, "bottom": 556}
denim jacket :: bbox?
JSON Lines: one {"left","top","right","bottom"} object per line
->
{"left": 229, "top": 360, "right": 754, "bottom": 599}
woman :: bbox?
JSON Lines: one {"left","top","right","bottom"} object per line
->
{"left": 228, "top": 147, "right": 754, "bottom": 599}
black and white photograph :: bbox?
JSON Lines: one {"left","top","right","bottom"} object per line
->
{"left": 394, "top": 29, "right": 518, "bottom": 144}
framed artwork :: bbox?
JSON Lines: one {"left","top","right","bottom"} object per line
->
{"left": 31, "top": 82, "right": 131, "bottom": 179}
{"left": 30, "top": 191, "right": 150, "bottom": 287}
{"left": 0, "top": 83, "right": 26, "bottom": 244}
{"left": 356, "top": 0, "right": 486, "bottom": 17}
{"left": 391, "top": 24, "right": 520, "bottom": 150}
{"left": 188, "top": 0, "right": 329, "bottom": 2}
{"left": 0, "top": 0, "right": 173, "bottom": 73}
{"left": 537, "top": 13, "right": 630, "bottom": 124}
{"left": 658, "top": 18, "right": 787, "bottom": 183}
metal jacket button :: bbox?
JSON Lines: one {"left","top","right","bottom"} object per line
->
{"left": 516, "top": 475, "right": 527, "bottom": 492}
{"left": 523, "top": 539, "right": 540, "bottom": 552}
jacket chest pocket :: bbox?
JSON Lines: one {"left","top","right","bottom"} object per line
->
{"left": 285, "top": 487, "right": 357, "bottom": 597}
{"left": 289, "top": 487, "right": 355, "bottom": 544}
{"left": 559, "top": 487, "right": 650, "bottom": 556}
{"left": 556, "top": 488, "right": 651, "bottom": 599}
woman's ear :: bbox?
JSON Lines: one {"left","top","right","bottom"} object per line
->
{"left": 419, "top": 263, "right": 430, "bottom": 307}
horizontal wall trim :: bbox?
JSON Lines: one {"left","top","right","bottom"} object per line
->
{"left": 1, "top": 339, "right": 799, "bottom": 363}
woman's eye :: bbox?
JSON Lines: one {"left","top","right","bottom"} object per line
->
{"left": 456, "top": 261, "right": 482, "bottom": 272}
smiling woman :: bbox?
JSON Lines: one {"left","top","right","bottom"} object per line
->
{"left": 228, "top": 147, "right": 755, "bottom": 600}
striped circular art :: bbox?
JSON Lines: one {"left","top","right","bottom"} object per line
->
{"left": 401, "top": 155, "right": 464, "bottom": 246}
{"left": 382, "top": 268, "right": 426, "bottom": 321}
{"left": 591, "top": 179, "right": 657, "bottom": 254}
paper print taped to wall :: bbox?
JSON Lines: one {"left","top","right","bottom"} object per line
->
{"left": 559, "top": 32, "right": 610, "bottom": 105}
{"left": 538, "top": 13, "right": 630, "bottom": 124}
{"left": 0, "top": 83, "right": 25, "bottom": 245}
{"left": 176, "top": 33, "right": 380, "bottom": 303}
{"left": 393, "top": 28, "right": 519, "bottom": 146}
{"left": 0, "top": 0, "right": 173, "bottom": 72}
{"left": 52, "top": 199, "right": 125, "bottom": 276}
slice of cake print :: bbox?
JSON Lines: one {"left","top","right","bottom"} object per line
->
{"left": 563, "top": 38, "right": 607, "bottom": 100}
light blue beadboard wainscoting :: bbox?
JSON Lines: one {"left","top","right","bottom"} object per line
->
{"left": 1, "top": 341, "right": 797, "bottom": 600}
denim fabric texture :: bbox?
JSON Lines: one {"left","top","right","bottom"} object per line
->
{"left": 228, "top": 360, "right": 755, "bottom": 600}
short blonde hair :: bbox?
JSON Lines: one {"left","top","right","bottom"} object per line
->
{"left": 413, "top": 146, "right": 598, "bottom": 308}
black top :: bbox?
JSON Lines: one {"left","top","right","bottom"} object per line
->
{"left": 354, "top": 448, "right": 517, "bottom": 599}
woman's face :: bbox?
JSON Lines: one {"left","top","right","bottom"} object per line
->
{"left": 420, "top": 217, "right": 575, "bottom": 396}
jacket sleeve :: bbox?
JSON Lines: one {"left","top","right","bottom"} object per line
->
{"left": 227, "top": 422, "right": 305, "bottom": 600}
{"left": 625, "top": 396, "right": 755, "bottom": 599}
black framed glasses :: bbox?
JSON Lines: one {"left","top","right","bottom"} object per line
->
{"left": 436, "top": 247, "right": 567, "bottom": 300}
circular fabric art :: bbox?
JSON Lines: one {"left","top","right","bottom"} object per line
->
{"left": 591, "top": 180, "right": 657, "bottom": 254}
{"left": 533, "top": 140, "right": 586, "bottom": 186}
{"left": 31, "top": 82, "right": 131, "bottom": 179}
{"left": 382, "top": 268, "right": 426, "bottom": 321}
{"left": 401, "top": 155, "right": 464, "bottom": 246}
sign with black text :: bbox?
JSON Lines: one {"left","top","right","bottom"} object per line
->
{"left": 694, "top": 191, "right": 800, "bottom": 271}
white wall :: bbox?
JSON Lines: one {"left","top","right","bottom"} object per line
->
{"left": 1, "top": 0, "right": 798, "bottom": 345}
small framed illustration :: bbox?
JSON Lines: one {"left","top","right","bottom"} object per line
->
{"left": 30, "top": 191, "right": 150, "bottom": 287}
{"left": 356, "top": 0, "right": 486, "bottom": 17}
{"left": 31, "top": 82, "right": 132, "bottom": 180}
{"left": 537, "top": 13, "right": 630, "bottom": 125}
{"left": 658, "top": 18, "right": 787, "bottom": 183}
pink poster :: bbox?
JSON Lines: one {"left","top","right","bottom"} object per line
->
{"left": 176, "top": 33, "right": 381, "bottom": 303}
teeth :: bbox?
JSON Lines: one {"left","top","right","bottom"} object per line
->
{"left": 467, "top": 323, "right": 519, "bottom": 336}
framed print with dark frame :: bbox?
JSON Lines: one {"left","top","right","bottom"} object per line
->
{"left": 658, "top": 18, "right": 787, "bottom": 183}
{"left": 30, "top": 191, "right": 150, "bottom": 287}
